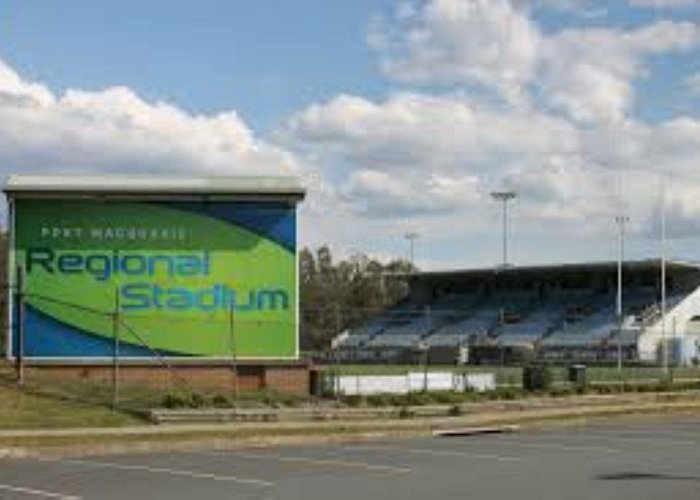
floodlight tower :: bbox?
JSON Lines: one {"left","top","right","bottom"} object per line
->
{"left": 614, "top": 214, "right": 629, "bottom": 372}
{"left": 490, "top": 191, "right": 517, "bottom": 268}
{"left": 660, "top": 179, "right": 668, "bottom": 374}
{"left": 405, "top": 232, "right": 419, "bottom": 272}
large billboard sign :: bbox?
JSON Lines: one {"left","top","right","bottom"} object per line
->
{"left": 12, "top": 199, "right": 297, "bottom": 359}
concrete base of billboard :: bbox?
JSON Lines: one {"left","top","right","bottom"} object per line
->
{"left": 19, "top": 360, "right": 311, "bottom": 395}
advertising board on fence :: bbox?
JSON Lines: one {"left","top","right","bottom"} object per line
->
{"left": 12, "top": 199, "right": 298, "bottom": 359}
{"left": 336, "top": 372, "right": 496, "bottom": 395}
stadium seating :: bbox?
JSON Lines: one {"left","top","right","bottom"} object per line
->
{"left": 496, "top": 307, "right": 562, "bottom": 345}
{"left": 340, "top": 265, "right": 697, "bottom": 363}
{"left": 426, "top": 307, "right": 500, "bottom": 346}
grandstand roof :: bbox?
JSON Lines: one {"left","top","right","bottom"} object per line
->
{"left": 412, "top": 259, "right": 700, "bottom": 282}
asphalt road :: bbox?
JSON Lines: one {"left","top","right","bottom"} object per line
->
{"left": 1, "top": 416, "right": 699, "bottom": 499}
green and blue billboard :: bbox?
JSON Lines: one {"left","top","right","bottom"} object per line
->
{"left": 12, "top": 199, "right": 298, "bottom": 359}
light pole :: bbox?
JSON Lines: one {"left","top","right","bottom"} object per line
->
{"left": 614, "top": 214, "right": 629, "bottom": 372}
{"left": 330, "top": 335, "right": 342, "bottom": 401}
{"left": 660, "top": 178, "right": 668, "bottom": 375}
{"left": 490, "top": 191, "right": 517, "bottom": 268}
{"left": 405, "top": 232, "right": 419, "bottom": 271}
{"left": 414, "top": 340, "right": 429, "bottom": 392}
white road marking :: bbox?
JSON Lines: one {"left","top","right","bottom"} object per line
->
{"left": 36, "top": 457, "right": 274, "bottom": 488}
{"left": 589, "top": 427, "right": 700, "bottom": 439}
{"left": 535, "top": 432, "right": 700, "bottom": 448}
{"left": 347, "top": 445, "right": 521, "bottom": 462}
{"left": 489, "top": 440, "right": 621, "bottom": 454}
{"left": 0, "top": 483, "right": 81, "bottom": 499}
{"left": 199, "top": 450, "right": 411, "bottom": 474}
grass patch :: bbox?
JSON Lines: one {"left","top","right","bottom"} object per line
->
{"left": 0, "top": 384, "right": 139, "bottom": 429}
{"left": 0, "top": 362, "right": 139, "bottom": 428}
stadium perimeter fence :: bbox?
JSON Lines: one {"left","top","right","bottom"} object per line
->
{"left": 318, "top": 304, "right": 700, "bottom": 389}
{"left": 3, "top": 294, "right": 700, "bottom": 410}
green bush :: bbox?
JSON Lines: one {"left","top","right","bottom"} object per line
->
{"left": 448, "top": 404, "right": 464, "bottom": 417}
{"left": 405, "top": 391, "right": 435, "bottom": 406}
{"left": 251, "top": 389, "right": 307, "bottom": 408}
{"left": 494, "top": 387, "right": 522, "bottom": 400}
{"left": 430, "top": 391, "right": 464, "bottom": 405}
{"left": 540, "top": 365, "right": 554, "bottom": 391}
{"left": 366, "top": 394, "right": 395, "bottom": 407}
{"left": 679, "top": 381, "right": 700, "bottom": 391}
{"left": 548, "top": 387, "right": 573, "bottom": 398}
{"left": 343, "top": 395, "right": 366, "bottom": 407}
{"left": 212, "top": 394, "right": 232, "bottom": 408}
{"left": 162, "top": 392, "right": 189, "bottom": 409}
{"left": 261, "top": 390, "right": 282, "bottom": 408}
{"left": 486, "top": 389, "right": 501, "bottom": 400}
{"left": 590, "top": 383, "right": 627, "bottom": 394}
{"left": 460, "top": 390, "right": 483, "bottom": 402}
{"left": 522, "top": 364, "right": 553, "bottom": 392}
{"left": 398, "top": 406, "right": 415, "bottom": 419}
{"left": 388, "top": 394, "right": 409, "bottom": 406}
{"left": 188, "top": 393, "right": 207, "bottom": 408}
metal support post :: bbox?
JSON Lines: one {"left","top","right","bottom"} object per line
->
{"left": 229, "top": 299, "right": 238, "bottom": 397}
{"left": 333, "top": 302, "right": 342, "bottom": 399}
{"left": 112, "top": 287, "right": 120, "bottom": 409}
{"left": 404, "top": 233, "right": 419, "bottom": 272}
{"left": 15, "top": 266, "right": 24, "bottom": 386}
{"left": 615, "top": 215, "right": 628, "bottom": 372}
{"left": 660, "top": 180, "right": 668, "bottom": 375}
{"left": 491, "top": 191, "right": 517, "bottom": 268}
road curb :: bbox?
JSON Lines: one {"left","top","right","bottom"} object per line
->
{"left": 432, "top": 424, "right": 520, "bottom": 437}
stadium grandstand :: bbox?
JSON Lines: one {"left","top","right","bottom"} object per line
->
{"left": 334, "top": 260, "right": 700, "bottom": 366}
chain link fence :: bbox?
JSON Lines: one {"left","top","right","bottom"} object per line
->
{"left": 3, "top": 293, "right": 700, "bottom": 411}
{"left": 310, "top": 301, "right": 700, "bottom": 390}
{"left": 3, "top": 284, "right": 305, "bottom": 412}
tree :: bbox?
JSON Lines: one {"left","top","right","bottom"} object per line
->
{"left": 299, "top": 245, "right": 413, "bottom": 350}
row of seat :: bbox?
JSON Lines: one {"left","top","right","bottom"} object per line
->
{"left": 337, "top": 288, "right": 682, "bottom": 350}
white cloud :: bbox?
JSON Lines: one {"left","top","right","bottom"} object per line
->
{"left": 342, "top": 169, "right": 482, "bottom": 216}
{"left": 285, "top": 92, "right": 579, "bottom": 175}
{"left": 284, "top": 92, "right": 580, "bottom": 217}
{"left": 371, "top": 0, "right": 541, "bottom": 105}
{"left": 370, "top": 1, "right": 700, "bottom": 123}
{"left": 542, "top": 20, "right": 700, "bottom": 123}
{"left": 0, "top": 59, "right": 300, "bottom": 176}
{"left": 629, "top": 0, "right": 699, "bottom": 8}
{"left": 283, "top": 87, "right": 700, "bottom": 248}
{"left": 686, "top": 71, "right": 700, "bottom": 94}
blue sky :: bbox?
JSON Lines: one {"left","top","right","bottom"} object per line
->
{"left": 0, "top": 0, "right": 395, "bottom": 132}
{"left": 1, "top": 1, "right": 700, "bottom": 269}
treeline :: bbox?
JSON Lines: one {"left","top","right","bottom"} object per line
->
{"left": 300, "top": 246, "right": 413, "bottom": 350}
